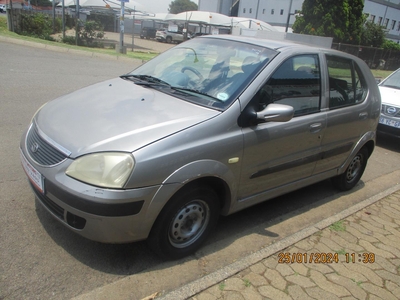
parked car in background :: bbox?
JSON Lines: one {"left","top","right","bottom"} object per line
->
{"left": 156, "top": 29, "right": 187, "bottom": 43}
{"left": 378, "top": 68, "right": 400, "bottom": 138}
{"left": 140, "top": 27, "right": 157, "bottom": 39}
{"left": 20, "top": 35, "right": 380, "bottom": 260}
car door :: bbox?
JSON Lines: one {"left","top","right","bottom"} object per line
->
{"left": 313, "top": 54, "right": 370, "bottom": 174}
{"left": 238, "top": 54, "right": 326, "bottom": 200}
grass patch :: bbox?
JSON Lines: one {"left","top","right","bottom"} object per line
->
{"left": 336, "top": 249, "right": 347, "bottom": 255}
{"left": 219, "top": 282, "right": 226, "bottom": 291}
{"left": 330, "top": 220, "right": 346, "bottom": 232}
{"left": 243, "top": 279, "right": 251, "bottom": 287}
{"left": 0, "top": 16, "right": 157, "bottom": 62}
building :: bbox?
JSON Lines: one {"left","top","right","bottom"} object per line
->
{"left": 198, "top": 0, "right": 400, "bottom": 42}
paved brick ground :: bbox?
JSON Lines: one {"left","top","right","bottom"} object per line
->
{"left": 190, "top": 191, "right": 400, "bottom": 300}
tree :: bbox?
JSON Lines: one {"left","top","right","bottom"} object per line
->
{"left": 360, "top": 21, "right": 386, "bottom": 48}
{"left": 168, "top": 0, "right": 198, "bottom": 14}
{"left": 292, "top": 0, "right": 365, "bottom": 44}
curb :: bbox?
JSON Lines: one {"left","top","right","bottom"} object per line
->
{"left": 156, "top": 184, "right": 400, "bottom": 300}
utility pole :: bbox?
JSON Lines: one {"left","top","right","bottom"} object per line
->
{"left": 285, "top": 0, "right": 293, "bottom": 32}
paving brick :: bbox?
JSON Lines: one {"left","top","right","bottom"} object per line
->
{"left": 359, "top": 220, "right": 388, "bottom": 235}
{"left": 286, "top": 274, "right": 315, "bottom": 288}
{"left": 375, "top": 242, "right": 400, "bottom": 257}
{"left": 326, "top": 273, "right": 367, "bottom": 300}
{"left": 384, "top": 225, "right": 400, "bottom": 238}
{"left": 264, "top": 269, "right": 286, "bottom": 290}
{"left": 360, "top": 282, "right": 398, "bottom": 300}
{"left": 290, "top": 262, "right": 308, "bottom": 276}
{"left": 305, "top": 286, "right": 340, "bottom": 300}
{"left": 376, "top": 270, "right": 400, "bottom": 286}
{"left": 358, "top": 240, "right": 395, "bottom": 259}
{"left": 360, "top": 217, "right": 385, "bottom": 229}
{"left": 309, "top": 269, "right": 350, "bottom": 297}
{"left": 324, "top": 233, "right": 363, "bottom": 252}
{"left": 287, "top": 285, "right": 314, "bottom": 300}
{"left": 240, "top": 288, "right": 263, "bottom": 300}
{"left": 336, "top": 230, "right": 359, "bottom": 244}
{"left": 374, "top": 255, "right": 398, "bottom": 274}
{"left": 373, "top": 232, "right": 400, "bottom": 249}
{"left": 250, "top": 263, "right": 266, "bottom": 275}
{"left": 192, "top": 292, "right": 218, "bottom": 300}
{"left": 220, "top": 291, "right": 244, "bottom": 300}
{"left": 294, "top": 239, "right": 316, "bottom": 251}
{"left": 224, "top": 278, "right": 246, "bottom": 292}
{"left": 385, "top": 280, "right": 400, "bottom": 292}
{"left": 306, "top": 260, "right": 334, "bottom": 274}
{"left": 276, "top": 263, "right": 294, "bottom": 277}
{"left": 258, "top": 285, "right": 291, "bottom": 300}
{"left": 346, "top": 225, "right": 378, "bottom": 243}
{"left": 346, "top": 263, "right": 383, "bottom": 287}
{"left": 371, "top": 215, "right": 397, "bottom": 228}
{"left": 243, "top": 272, "right": 267, "bottom": 287}
{"left": 263, "top": 258, "right": 278, "bottom": 270}
{"left": 329, "top": 263, "right": 367, "bottom": 283}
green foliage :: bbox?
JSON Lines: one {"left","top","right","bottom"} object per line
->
{"left": 292, "top": 0, "right": 364, "bottom": 44}
{"left": 20, "top": 12, "right": 61, "bottom": 40}
{"left": 382, "top": 39, "right": 400, "bottom": 50}
{"left": 168, "top": 0, "right": 198, "bottom": 14}
{"left": 78, "top": 20, "right": 105, "bottom": 47}
{"left": 361, "top": 20, "right": 386, "bottom": 47}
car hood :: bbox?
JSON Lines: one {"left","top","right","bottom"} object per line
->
{"left": 379, "top": 86, "right": 400, "bottom": 106}
{"left": 35, "top": 78, "right": 219, "bottom": 158}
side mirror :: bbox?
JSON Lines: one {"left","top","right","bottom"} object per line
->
{"left": 256, "top": 103, "right": 294, "bottom": 122}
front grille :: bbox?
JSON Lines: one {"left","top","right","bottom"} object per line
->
{"left": 381, "top": 104, "right": 400, "bottom": 118}
{"left": 26, "top": 123, "right": 69, "bottom": 166}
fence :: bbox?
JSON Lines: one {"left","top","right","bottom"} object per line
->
{"left": 332, "top": 43, "right": 400, "bottom": 71}
{"left": 6, "top": 9, "right": 400, "bottom": 70}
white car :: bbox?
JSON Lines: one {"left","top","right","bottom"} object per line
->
{"left": 378, "top": 68, "right": 400, "bottom": 138}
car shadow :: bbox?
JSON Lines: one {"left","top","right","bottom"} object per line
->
{"left": 36, "top": 178, "right": 353, "bottom": 276}
{"left": 376, "top": 134, "right": 400, "bottom": 152}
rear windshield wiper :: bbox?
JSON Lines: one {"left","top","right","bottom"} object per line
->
{"left": 120, "top": 74, "right": 171, "bottom": 87}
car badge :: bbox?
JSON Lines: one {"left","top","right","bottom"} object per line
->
{"left": 31, "top": 142, "right": 39, "bottom": 153}
{"left": 386, "top": 107, "right": 397, "bottom": 114}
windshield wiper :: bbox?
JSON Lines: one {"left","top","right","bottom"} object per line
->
{"left": 171, "top": 87, "right": 223, "bottom": 102}
{"left": 120, "top": 74, "right": 171, "bottom": 87}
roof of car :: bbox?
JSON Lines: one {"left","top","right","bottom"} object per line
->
{"left": 198, "top": 34, "right": 318, "bottom": 50}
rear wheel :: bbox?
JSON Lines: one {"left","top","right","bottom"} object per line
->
{"left": 147, "top": 185, "right": 220, "bottom": 260}
{"left": 166, "top": 36, "right": 172, "bottom": 43}
{"left": 331, "top": 147, "right": 369, "bottom": 191}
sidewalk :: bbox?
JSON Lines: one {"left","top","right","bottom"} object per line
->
{"left": 158, "top": 189, "right": 400, "bottom": 300}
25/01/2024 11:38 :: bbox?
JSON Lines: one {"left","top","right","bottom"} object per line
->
{"left": 277, "top": 252, "right": 376, "bottom": 264}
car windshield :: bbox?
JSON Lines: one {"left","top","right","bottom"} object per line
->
{"left": 125, "top": 37, "right": 278, "bottom": 110}
{"left": 380, "top": 69, "right": 400, "bottom": 90}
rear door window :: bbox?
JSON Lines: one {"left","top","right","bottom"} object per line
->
{"left": 326, "top": 55, "right": 368, "bottom": 109}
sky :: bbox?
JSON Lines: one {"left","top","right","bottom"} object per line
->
{"left": 134, "top": 0, "right": 199, "bottom": 14}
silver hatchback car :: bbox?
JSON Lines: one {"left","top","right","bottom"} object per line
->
{"left": 20, "top": 35, "right": 381, "bottom": 259}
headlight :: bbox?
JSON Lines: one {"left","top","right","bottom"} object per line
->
{"left": 66, "top": 152, "right": 134, "bottom": 188}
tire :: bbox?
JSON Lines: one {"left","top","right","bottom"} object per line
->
{"left": 147, "top": 185, "right": 220, "bottom": 260}
{"left": 331, "top": 147, "right": 369, "bottom": 191}
{"left": 166, "top": 36, "right": 172, "bottom": 44}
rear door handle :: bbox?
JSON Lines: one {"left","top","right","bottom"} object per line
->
{"left": 359, "top": 112, "right": 368, "bottom": 119}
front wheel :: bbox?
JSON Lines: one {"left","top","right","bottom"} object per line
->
{"left": 147, "top": 185, "right": 220, "bottom": 260}
{"left": 331, "top": 147, "right": 369, "bottom": 191}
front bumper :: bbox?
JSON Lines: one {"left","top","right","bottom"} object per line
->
{"left": 378, "top": 116, "right": 400, "bottom": 138}
{"left": 20, "top": 137, "right": 162, "bottom": 243}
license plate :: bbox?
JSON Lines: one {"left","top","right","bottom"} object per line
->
{"left": 379, "top": 117, "right": 400, "bottom": 129}
{"left": 20, "top": 150, "right": 44, "bottom": 194}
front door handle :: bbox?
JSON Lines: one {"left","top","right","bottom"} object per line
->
{"left": 359, "top": 112, "right": 368, "bottom": 119}
{"left": 310, "top": 123, "right": 322, "bottom": 133}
